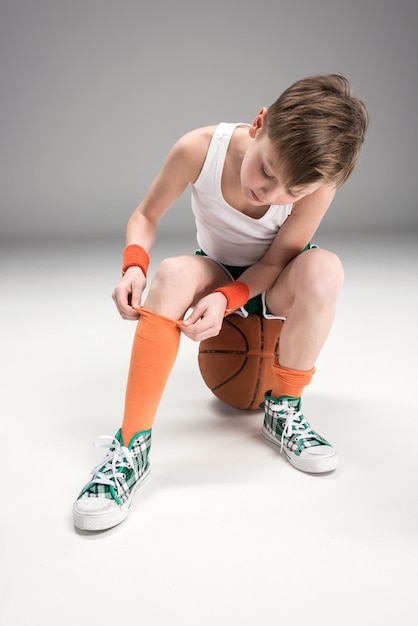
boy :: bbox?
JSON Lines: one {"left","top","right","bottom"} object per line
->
{"left": 73, "top": 74, "right": 368, "bottom": 531}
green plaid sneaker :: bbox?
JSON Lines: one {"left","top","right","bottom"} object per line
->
{"left": 73, "top": 429, "right": 151, "bottom": 531}
{"left": 262, "top": 394, "right": 337, "bottom": 473}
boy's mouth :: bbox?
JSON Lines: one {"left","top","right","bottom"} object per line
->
{"left": 251, "top": 190, "right": 262, "bottom": 203}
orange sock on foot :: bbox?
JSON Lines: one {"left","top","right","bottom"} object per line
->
{"left": 121, "top": 308, "right": 181, "bottom": 445}
{"left": 271, "top": 362, "right": 315, "bottom": 399}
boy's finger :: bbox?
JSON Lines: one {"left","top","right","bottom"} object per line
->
{"left": 183, "top": 304, "right": 207, "bottom": 326}
{"left": 130, "top": 288, "right": 142, "bottom": 310}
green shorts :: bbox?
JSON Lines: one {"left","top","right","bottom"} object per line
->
{"left": 195, "top": 243, "right": 318, "bottom": 319}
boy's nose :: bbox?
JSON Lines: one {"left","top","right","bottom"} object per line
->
{"left": 260, "top": 185, "right": 277, "bottom": 202}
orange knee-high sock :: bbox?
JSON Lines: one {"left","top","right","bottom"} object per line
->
{"left": 271, "top": 361, "right": 316, "bottom": 399}
{"left": 121, "top": 308, "right": 181, "bottom": 445}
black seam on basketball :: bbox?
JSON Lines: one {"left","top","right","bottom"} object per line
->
{"left": 198, "top": 315, "right": 283, "bottom": 410}
{"left": 198, "top": 350, "right": 247, "bottom": 355}
{"left": 223, "top": 318, "right": 250, "bottom": 351}
{"left": 210, "top": 318, "right": 256, "bottom": 409}
{"left": 211, "top": 357, "right": 249, "bottom": 392}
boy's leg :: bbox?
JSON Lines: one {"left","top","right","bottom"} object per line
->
{"left": 266, "top": 248, "right": 344, "bottom": 372}
{"left": 121, "top": 254, "right": 231, "bottom": 442}
{"left": 73, "top": 254, "right": 230, "bottom": 531}
{"left": 263, "top": 248, "right": 344, "bottom": 473}
{"left": 121, "top": 308, "right": 181, "bottom": 443}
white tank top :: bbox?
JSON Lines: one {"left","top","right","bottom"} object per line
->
{"left": 190, "top": 122, "right": 292, "bottom": 266}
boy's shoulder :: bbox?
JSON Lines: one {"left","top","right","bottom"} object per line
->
{"left": 177, "top": 125, "right": 218, "bottom": 151}
{"left": 170, "top": 125, "right": 218, "bottom": 173}
{"left": 168, "top": 124, "right": 247, "bottom": 184}
{"left": 175, "top": 123, "right": 247, "bottom": 165}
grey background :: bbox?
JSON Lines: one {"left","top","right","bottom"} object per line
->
{"left": 1, "top": 0, "right": 417, "bottom": 242}
{"left": 2, "top": 4, "right": 418, "bottom": 623}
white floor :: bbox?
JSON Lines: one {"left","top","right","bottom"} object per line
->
{"left": 1, "top": 231, "right": 417, "bottom": 625}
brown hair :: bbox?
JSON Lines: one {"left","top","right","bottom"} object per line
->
{"left": 264, "top": 74, "right": 369, "bottom": 188}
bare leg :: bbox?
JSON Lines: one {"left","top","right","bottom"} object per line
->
{"left": 120, "top": 254, "right": 231, "bottom": 440}
{"left": 73, "top": 255, "right": 234, "bottom": 530}
{"left": 144, "top": 254, "right": 231, "bottom": 319}
{"left": 265, "top": 248, "right": 344, "bottom": 370}
{"left": 262, "top": 249, "right": 343, "bottom": 474}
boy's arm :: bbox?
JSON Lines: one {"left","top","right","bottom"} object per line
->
{"left": 181, "top": 185, "right": 336, "bottom": 342}
{"left": 112, "top": 127, "right": 215, "bottom": 319}
{"left": 126, "top": 127, "right": 215, "bottom": 249}
{"left": 236, "top": 184, "right": 336, "bottom": 297}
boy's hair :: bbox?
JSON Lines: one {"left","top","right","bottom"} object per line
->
{"left": 264, "top": 74, "right": 369, "bottom": 189}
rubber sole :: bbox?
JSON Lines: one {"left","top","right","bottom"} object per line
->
{"left": 73, "top": 465, "right": 151, "bottom": 532}
{"left": 262, "top": 426, "right": 338, "bottom": 474}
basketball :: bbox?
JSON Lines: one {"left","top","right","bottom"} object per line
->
{"left": 198, "top": 314, "right": 283, "bottom": 410}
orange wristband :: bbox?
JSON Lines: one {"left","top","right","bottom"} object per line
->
{"left": 213, "top": 281, "right": 250, "bottom": 316}
{"left": 122, "top": 244, "right": 150, "bottom": 276}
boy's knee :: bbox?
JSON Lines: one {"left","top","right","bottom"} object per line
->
{"left": 298, "top": 249, "right": 344, "bottom": 297}
{"left": 152, "top": 257, "right": 183, "bottom": 287}
{"left": 150, "top": 256, "right": 195, "bottom": 293}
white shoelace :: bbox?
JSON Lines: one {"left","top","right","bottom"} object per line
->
{"left": 270, "top": 403, "right": 317, "bottom": 453}
{"left": 90, "top": 436, "right": 138, "bottom": 497}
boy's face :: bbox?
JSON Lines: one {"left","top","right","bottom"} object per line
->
{"left": 240, "top": 121, "right": 321, "bottom": 206}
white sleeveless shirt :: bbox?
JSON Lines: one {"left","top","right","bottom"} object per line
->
{"left": 190, "top": 122, "right": 292, "bottom": 266}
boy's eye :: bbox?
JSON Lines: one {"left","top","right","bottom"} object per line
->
{"left": 261, "top": 165, "right": 274, "bottom": 179}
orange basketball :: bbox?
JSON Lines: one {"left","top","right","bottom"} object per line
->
{"left": 198, "top": 314, "right": 283, "bottom": 410}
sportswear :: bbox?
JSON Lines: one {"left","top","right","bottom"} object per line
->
{"left": 262, "top": 394, "right": 338, "bottom": 473}
{"left": 73, "top": 429, "right": 151, "bottom": 531}
{"left": 190, "top": 122, "right": 292, "bottom": 266}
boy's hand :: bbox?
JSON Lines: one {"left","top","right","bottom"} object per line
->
{"left": 180, "top": 292, "right": 227, "bottom": 342}
{"left": 112, "top": 266, "right": 146, "bottom": 320}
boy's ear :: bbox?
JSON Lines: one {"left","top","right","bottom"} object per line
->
{"left": 249, "top": 107, "right": 268, "bottom": 138}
